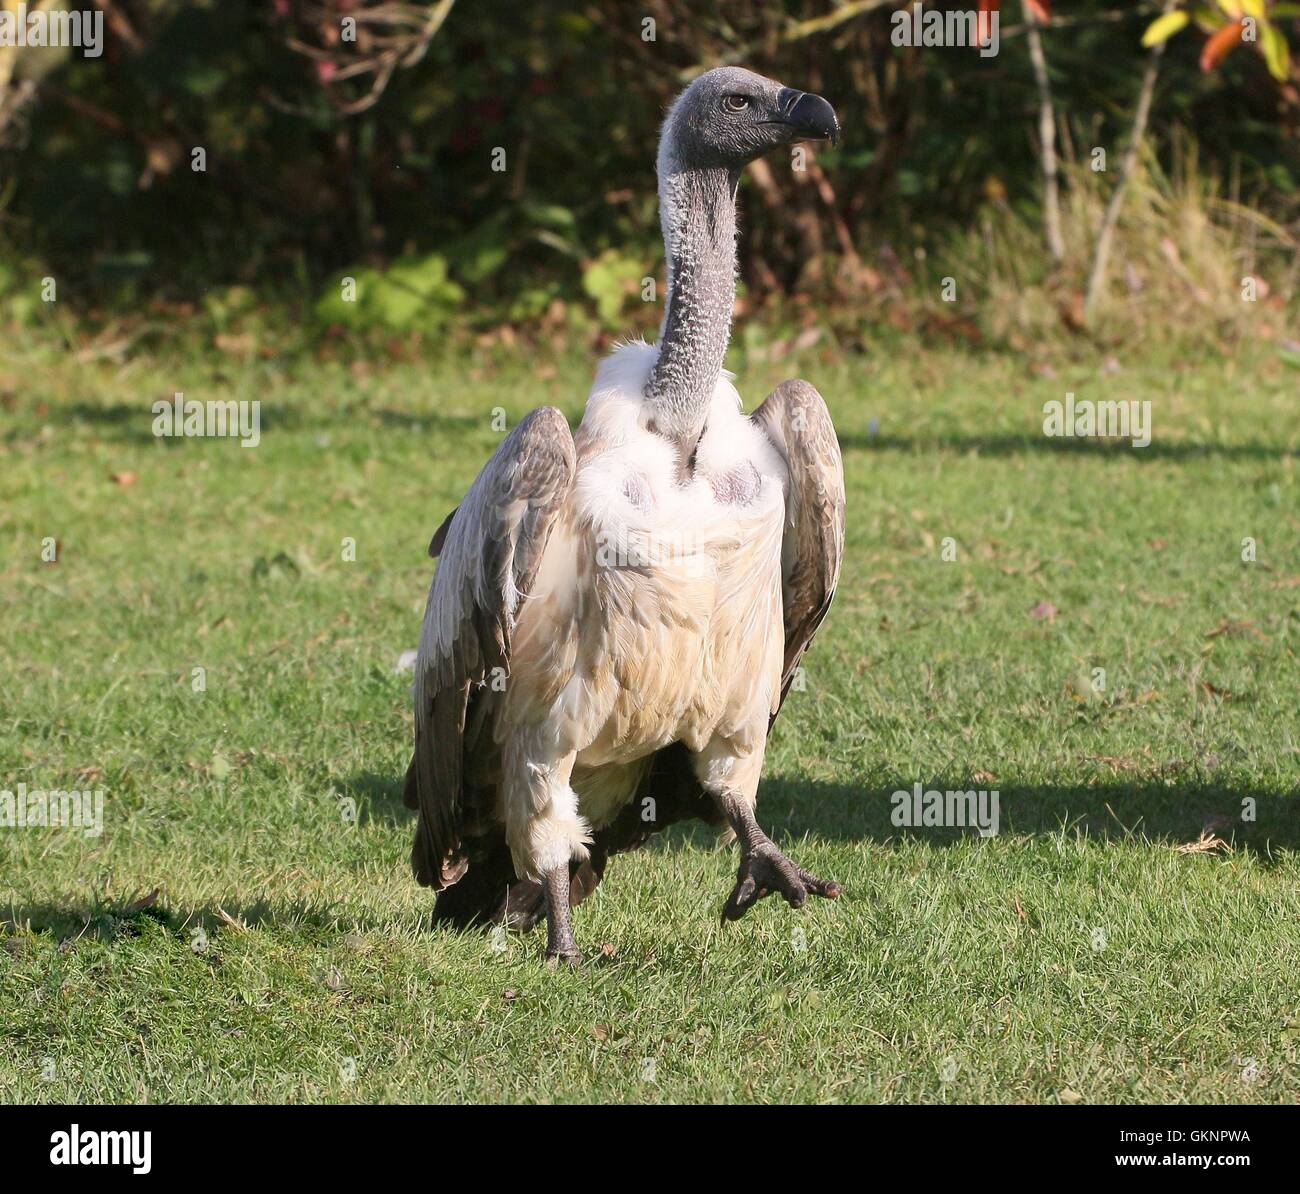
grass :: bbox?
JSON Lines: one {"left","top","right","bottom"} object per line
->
{"left": 1, "top": 328, "right": 1298, "bottom": 1104}
{"left": 944, "top": 141, "right": 1300, "bottom": 354}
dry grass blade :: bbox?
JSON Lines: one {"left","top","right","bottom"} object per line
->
{"left": 1176, "top": 831, "right": 1233, "bottom": 856}
{"left": 215, "top": 905, "right": 248, "bottom": 931}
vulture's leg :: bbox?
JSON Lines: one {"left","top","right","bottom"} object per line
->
{"left": 542, "top": 864, "right": 581, "bottom": 965}
{"left": 696, "top": 744, "right": 840, "bottom": 922}
{"left": 504, "top": 745, "right": 589, "bottom": 963}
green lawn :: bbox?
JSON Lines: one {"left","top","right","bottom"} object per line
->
{"left": 2, "top": 333, "right": 1298, "bottom": 1104}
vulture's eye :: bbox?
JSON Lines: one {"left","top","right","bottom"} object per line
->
{"left": 721, "top": 94, "right": 750, "bottom": 114}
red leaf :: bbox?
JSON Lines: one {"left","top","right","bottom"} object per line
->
{"left": 978, "top": 0, "right": 1001, "bottom": 47}
{"left": 1200, "top": 21, "right": 1244, "bottom": 73}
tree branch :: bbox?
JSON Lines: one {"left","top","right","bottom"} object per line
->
{"left": 678, "top": 0, "right": 896, "bottom": 81}
{"left": 1024, "top": 2, "right": 1064, "bottom": 263}
{"left": 1083, "top": 0, "right": 1177, "bottom": 321}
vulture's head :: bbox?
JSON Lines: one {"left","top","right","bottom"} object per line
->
{"left": 660, "top": 66, "right": 840, "bottom": 173}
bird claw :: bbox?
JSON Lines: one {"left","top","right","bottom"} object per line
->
{"left": 721, "top": 840, "right": 840, "bottom": 922}
{"left": 540, "top": 952, "right": 582, "bottom": 972}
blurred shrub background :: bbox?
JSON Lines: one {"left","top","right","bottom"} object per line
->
{"left": 1, "top": 0, "right": 1297, "bottom": 356}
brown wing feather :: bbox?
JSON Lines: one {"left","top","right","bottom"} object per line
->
{"left": 409, "top": 406, "right": 576, "bottom": 890}
{"left": 749, "top": 379, "right": 846, "bottom": 716}
{"left": 427, "top": 507, "right": 458, "bottom": 558}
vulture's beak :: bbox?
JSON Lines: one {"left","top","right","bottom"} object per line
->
{"left": 773, "top": 88, "right": 840, "bottom": 147}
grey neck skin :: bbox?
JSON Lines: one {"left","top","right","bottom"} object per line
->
{"left": 644, "top": 157, "right": 741, "bottom": 457}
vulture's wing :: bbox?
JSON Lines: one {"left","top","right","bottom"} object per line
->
{"left": 749, "top": 379, "right": 846, "bottom": 716}
{"left": 408, "top": 406, "right": 576, "bottom": 889}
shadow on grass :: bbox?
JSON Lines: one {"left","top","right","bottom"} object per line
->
{"left": 752, "top": 774, "right": 1300, "bottom": 859}
{"left": 25, "top": 402, "right": 489, "bottom": 446}
{"left": 336, "top": 768, "right": 1300, "bottom": 861}
{"left": 22, "top": 403, "right": 1300, "bottom": 462}
{"left": 0, "top": 895, "right": 410, "bottom": 946}
{"left": 839, "top": 431, "right": 1297, "bottom": 463}
{"left": 338, "top": 771, "right": 408, "bottom": 828}
{"left": 4, "top": 777, "right": 1293, "bottom": 943}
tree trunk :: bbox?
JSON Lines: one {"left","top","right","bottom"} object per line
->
{"left": 1083, "top": 0, "right": 1176, "bottom": 322}
{"left": 1024, "top": 3, "right": 1064, "bottom": 263}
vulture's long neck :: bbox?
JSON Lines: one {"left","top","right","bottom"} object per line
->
{"left": 645, "top": 149, "right": 740, "bottom": 449}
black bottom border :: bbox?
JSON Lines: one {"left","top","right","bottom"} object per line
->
{"left": 2, "top": 1102, "right": 1292, "bottom": 1180}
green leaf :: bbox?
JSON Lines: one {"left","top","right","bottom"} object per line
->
{"left": 1260, "top": 20, "right": 1291, "bottom": 78}
{"left": 1190, "top": 6, "right": 1223, "bottom": 32}
{"left": 520, "top": 201, "right": 578, "bottom": 231}
{"left": 1143, "top": 10, "right": 1190, "bottom": 46}
{"left": 581, "top": 249, "right": 643, "bottom": 326}
{"left": 315, "top": 255, "right": 462, "bottom": 332}
{"left": 178, "top": 62, "right": 227, "bottom": 98}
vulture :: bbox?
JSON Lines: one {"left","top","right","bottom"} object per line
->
{"left": 403, "top": 67, "right": 846, "bottom": 963}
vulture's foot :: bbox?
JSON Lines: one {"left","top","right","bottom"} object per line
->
{"left": 714, "top": 793, "right": 839, "bottom": 922}
{"left": 542, "top": 862, "right": 582, "bottom": 966}
{"left": 721, "top": 840, "right": 840, "bottom": 922}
